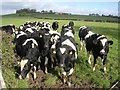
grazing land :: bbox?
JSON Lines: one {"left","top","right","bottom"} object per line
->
{"left": 1, "top": 14, "right": 119, "bottom": 88}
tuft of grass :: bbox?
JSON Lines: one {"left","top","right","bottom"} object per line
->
{"left": 2, "top": 32, "right": 28, "bottom": 88}
{"left": 44, "top": 75, "right": 57, "bottom": 86}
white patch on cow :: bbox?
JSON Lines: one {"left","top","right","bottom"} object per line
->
{"left": 45, "top": 33, "right": 49, "bottom": 35}
{"left": 62, "top": 71, "right": 67, "bottom": 76}
{"left": 26, "top": 74, "right": 29, "bottom": 79}
{"left": 32, "top": 43, "right": 34, "bottom": 48}
{"left": 20, "top": 26, "right": 23, "bottom": 30}
{"left": 54, "top": 35, "right": 60, "bottom": 40}
{"left": 22, "top": 38, "right": 38, "bottom": 46}
{"left": 45, "top": 57, "right": 48, "bottom": 74}
{"left": 93, "top": 66, "right": 96, "bottom": 71}
{"left": 15, "top": 31, "right": 18, "bottom": 35}
{"left": 102, "top": 59, "right": 104, "bottom": 62}
{"left": 79, "top": 26, "right": 87, "bottom": 30}
{"left": 85, "top": 31, "right": 94, "bottom": 39}
{"left": 68, "top": 68, "right": 74, "bottom": 76}
{"left": 88, "top": 52, "right": 92, "bottom": 64}
{"left": 19, "top": 75, "right": 22, "bottom": 79}
{"left": 100, "top": 49, "right": 105, "bottom": 54}
{"left": 49, "top": 30, "right": 60, "bottom": 36}
{"left": 20, "top": 59, "right": 28, "bottom": 71}
{"left": 100, "top": 38, "right": 107, "bottom": 47}
{"left": 64, "top": 30, "right": 74, "bottom": 38}
{"left": 33, "top": 66, "right": 36, "bottom": 79}
{"left": 16, "top": 31, "right": 27, "bottom": 38}
{"left": 60, "top": 48, "right": 66, "bottom": 54}
{"left": 12, "top": 27, "right": 15, "bottom": 33}
{"left": 80, "top": 41, "right": 84, "bottom": 50}
{"left": 39, "top": 35, "right": 42, "bottom": 38}
{"left": 31, "top": 27, "right": 37, "bottom": 30}
{"left": 103, "top": 66, "right": 106, "bottom": 72}
{"left": 75, "top": 52, "right": 78, "bottom": 59}
{"left": 27, "top": 25, "right": 31, "bottom": 27}
{"left": 67, "top": 82, "right": 71, "bottom": 87}
{"left": 97, "top": 35, "right": 105, "bottom": 40}
{"left": 51, "top": 44, "right": 55, "bottom": 49}
{"left": 26, "top": 28, "right": 34, "bottom": 33}
{"left": 62, "top": 39, "right": 76, "bottom": 51}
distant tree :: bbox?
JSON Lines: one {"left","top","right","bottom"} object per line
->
{"left": 41, "top": 10, "right": 45, "bottom": 13}
{"left": 49, "top": 10, "right": 53, "bottom": 13}
{"left": 102, "top": 14, "right": 105, "bottom": 17}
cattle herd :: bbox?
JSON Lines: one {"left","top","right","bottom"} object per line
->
{"left": 0, "top": 21, "right": 113, "bottom": 87}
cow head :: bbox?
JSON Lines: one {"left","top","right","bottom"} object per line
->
{"left": 57, "top": 45, "right": 75, "bottom": 72}
{"left": 41, "top": 28, "right": 52, "bottom": 56}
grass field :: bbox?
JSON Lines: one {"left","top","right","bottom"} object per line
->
{"left": 1, "top": 15, "right": 119, "bottom": 88}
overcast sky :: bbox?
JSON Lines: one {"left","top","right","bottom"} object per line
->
{"left": 0, "top": 0, "right": 119, "bottom": 16}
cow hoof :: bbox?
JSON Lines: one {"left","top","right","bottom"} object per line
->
{"left": 45, "top": 71, "right": 48, "bottom": 74}
{"left": 63, "top": 79, "right": 66, "bottom": 84}
{"left": 33, "top": 73, "right": 36, "bottom": 79}
{"left": 19, "top": 75, "right": 22, "bottom": 79}
{"left": 103, "top": 67, "right": 107, "bottom": 73}
{"left": 88, "top": 60, "right": 91, "bottom": 65}
{"left": 93, "top": 67, "right": 95, "bottom": 71}
{"left": 67, "top": 82, "right": 71, "bottom": 87}
{"left": 26, "top": 74, "right": 29, "bottom": 79}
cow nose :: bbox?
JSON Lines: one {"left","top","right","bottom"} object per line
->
{"left": 100, "top": 50, "right": 105, "bottom": 55}
{"left": 44, "top": 45, "right": 48, "bottom": 48}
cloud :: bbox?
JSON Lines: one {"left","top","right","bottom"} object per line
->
{"left": 0, "top": 2, "right": 118, "bottom": 16}
{"left": 1, "top": 0, "right": 119, "bottom": 2}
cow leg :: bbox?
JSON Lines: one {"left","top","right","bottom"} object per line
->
{"left": 102, "top": 56, "right": 107, "bottom": 73}
{"left": 20, "top": 59, "right": 28, "bottom": 73}
{"left": 67, "top": 68, "right": 74, "bottom": 87}
{"left": 80, "top": 40, "right": 83, "bottom": 50}
{"left": 62, "top": 72, "right": 67, "bottom": 84}
{"left": 93, "top": 56, "right": 97, "bottom": 71}
{"left": 45, "top": 57, "right": 48, "bottom": 74}
{"left": 87, "top": 52, "right": 92, "bottom": 64}
{"left": 50, "top": 54, "right": 54, "bottom": 68}
{"left": 68, "top": 68, "right": 74, "bottom": 76}
{"left": 60, "top": 68, "right": 67, "bottom": 84}
{"left": 33, "top": 66, "right": 37, "bottom": 79}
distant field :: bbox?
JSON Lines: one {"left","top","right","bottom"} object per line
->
{"left": 1, "top": 15, "right": 119, "bottom": 88}
{"left": 1, "top": 13, "right": 118, "bottom": 23}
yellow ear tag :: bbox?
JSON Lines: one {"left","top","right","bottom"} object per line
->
{"left": 31, "top": 64, "right": 33, "bottom": 66}
{"left": 70, "top": 51, "right": 72, "bottom": 55}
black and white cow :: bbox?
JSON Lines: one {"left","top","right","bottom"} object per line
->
{"left": 14, "top": 30, "right": 40, "bottom": 79}
{"left": 56, "top": 28, "right": 78, "bottom": 86}
{"left": 34, "top": 28, "right": 53, "bottom": 74}
{"left": 78, "top": 26, "right": 91, "bottom": 50}
{"left": 61, "top": 24, "right": 75, "bottom": 37}
{"left": 0, "top": 24, "right": 16, "bottom": 34}
{"left": 52, "top": 21, "right": 59, "bottom": 31}
{"left": 49, "top": 30, "right": 61, "bottom": 68}
{"left": 68, "top": 21, "right": 74, "bottom": 29}
{"left": 19, "top": 38, "right": 40, "bottom": 79}
{"left": 85, "top": 32, "right": 113, "bottom": 72}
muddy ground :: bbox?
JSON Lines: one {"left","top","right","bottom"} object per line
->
{"left": 28, "top": 70, "right": 96, "bottom": 88}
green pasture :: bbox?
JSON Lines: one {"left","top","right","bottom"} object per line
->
{"left": 1, "top": 15, "right": 119, "bottom": 88}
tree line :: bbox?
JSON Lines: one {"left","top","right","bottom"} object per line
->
{"left": 16, "top": 8, "right": 71, "bottom": 15}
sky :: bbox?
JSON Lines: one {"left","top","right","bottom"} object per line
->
{"left": 0, "top": 0, "right": 119, "bottom": 16}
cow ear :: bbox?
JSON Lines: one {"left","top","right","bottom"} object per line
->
{"left": 93, "top": 39, "right": 98, "bottom": 44}
{"left": 108, "top": 40, "right": 113, "bottom": 45}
